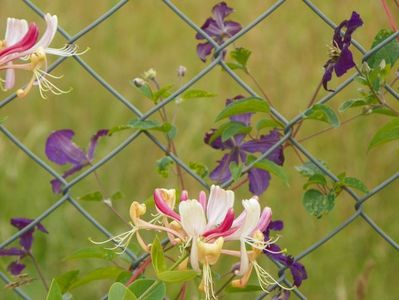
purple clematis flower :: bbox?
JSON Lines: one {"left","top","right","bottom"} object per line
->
{"left": 196, "top": 2, "right": 242, "bottom": 62}
{"left": 204, "top": 96, "right": 284, "bottom": 195}
{"left": 322, "top": 11, "right": 363, "bottom": 91}
{"left": 263, "top": 220, "right": 308, "bottom": 288}
{"left": 45, "top": 129, "right": 108, "bottom": 194}
{"left": 0, "top": 218, "right": 48, "bottom": 275}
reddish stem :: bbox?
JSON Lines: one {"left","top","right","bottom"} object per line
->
{"left": 380, "top": 0, "right": 399, "bottom": 41}
{"left": 126, "top": 257, "right": 152, "bottom": 286}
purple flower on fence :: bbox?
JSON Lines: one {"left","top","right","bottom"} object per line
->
{"left": 205, "top": 96, "right": 284, "bottom": 195}
{"left": 196, "top": 2, "right": 242, "bottom": 62}
{"left": 0, "top": 218, "right": 48, "bottom": 275}
{"left": 263, "top": 220, "right": 308, "bottom": 288}
{"left": 322, "top": 11, "right": 363, "bottom": 91}
{"left": 45, "top": 129, "right": 108, "bottom": 194}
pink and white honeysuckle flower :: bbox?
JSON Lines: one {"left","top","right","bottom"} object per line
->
{"left": 0, "top": 13, "right": 86, "bottom": 98}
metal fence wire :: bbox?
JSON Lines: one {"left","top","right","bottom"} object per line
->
{"left": 1, "top": 0, "right": 399, "bottom": 299}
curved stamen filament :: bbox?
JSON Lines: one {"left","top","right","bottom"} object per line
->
{"left": 202, "top": 263, "right": 216, "bottom": 300}
{"left": 252, "top": 260, "right": 294, "bottom": 292}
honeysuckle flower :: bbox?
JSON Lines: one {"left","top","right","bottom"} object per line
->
{"left": 45, "top": 129, "right": 108, "bottom": 194}
{"left": 0, "top": 13, "right": 86, "bottom": 98}
{"left": 263, "top": 220, "right": 308, "bottom": 288}
{"left": 0, "top": 218, "right": 48, "bottom": 275}
{"left": 196, "top": 2, "right": 242, "bottom": 62}
{"left": 205, "top": 96, "right": 284, "bottom": 195}
{"left": 322, "top": 11, "right": 363, "bottom": 91}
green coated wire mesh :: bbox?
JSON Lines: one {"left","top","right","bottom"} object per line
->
{"left": 0, "top": 1, "right": 398, "bottom": 299}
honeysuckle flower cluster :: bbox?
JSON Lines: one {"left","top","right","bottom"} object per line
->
{"left": 94, "top": 185, "right": 293, "bottom": 299}
{"left": 322, "top": 11, "right": 363, "bottom": 91}
{"left": 0, "top": 218, "right": 48, "bottom": 275}
{"left": 205, "top": 96, "right": 285, "bottom": 195}
{"left": 196, "top": 2, "right": 242, "bottom": 62}
{"left": 0, "top": 13, "right": 85, "bottom": 98}
{"left": 45, "top": 129, "right": 108, "bottom": 194}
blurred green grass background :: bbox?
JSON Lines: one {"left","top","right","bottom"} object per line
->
{"left": 1, "top": 0, "right": 398, "bottom": 299}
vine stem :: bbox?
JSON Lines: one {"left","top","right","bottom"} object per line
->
{"left": 126, "top": 257, "right": 152, "bottom": 286}
{"left": 380, "top": 0, "right": 399, "bottom": 40}
{"left": 215, "top": 274, "right": 235, "bottom": 296}
{"left": 27, "top": 252, "right": 48, "bottom": 291}
{"left": 245, "top": 70, "right": 273, "bottom": 106}
{"left": 231, "top": 177, "right": 249, "bottom": 191}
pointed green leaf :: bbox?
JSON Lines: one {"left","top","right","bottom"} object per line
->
{"left": 78, "top": 191, "right": 103, "bottom": 202}
{"left": 229, "top": 161, "right": 243, "bottom": 182}
{"left": 215, "top": 97, "right": 269, "bottom": 122}
{"left": 129, "top": 279, "right": 166, "bottom": 300}
{"left": 157, "top": 270, "right": 198, "bottom": 283}
{"left": 69, "top": 266, "right": 123, "bottom": 289}
{"left": 221, "top": 122, "right": 251, "bottom": 142}
{"left": 46, "top": 279, "right": 63, "bottom": 300}
{"left": 295, "top": 161, "right": 327, "bottom": 178}
{"left": 255, "top": 119, "right": 281, "bottom": 131}
{"left": 339, "top": 99, "right": 368, "bottom": 112}
{"left": 152, "top": 84, "right": 174, "bottom": 103}
{"left": 248, "top": 157, "right": 289, "bottom": 186}
{"left": 228, "top": 47, "right": 252, "bottom": 70}
{"left": 136, "top": 83, "right": 153, "bottom": 99}
{"left": 304, "top": 104, "right": 340, "bottom": 127}
{"left": 64, "top": 247, "right": 116, "bottom": 261}
{"left": 181, "top": 89, "right": 215, "bottom": 101}
{"left": 54, "top": 270, "right": 79, "bottom": 293}
{"left": 151, "top": 236, "right": 167, "bottom": 274}
{"left": 369, "top": 118, "right": 399, "bottom": 150}
{"left": 341, "top": 177, "right": 369, "bottom": 193}
{"left": 108, "top": 282, "right": 138, "bottom": 300}
{"left": 302, "top": 189, "right": 335, "bottom": 218}
{"left": 367, "top": 29, "right": 399, "bottom": 68}
{"left": 111, "top": 191, "right": 125, "bottom": 201}
{"left": 303, "top": 174, "right": 327, "bottom": 190}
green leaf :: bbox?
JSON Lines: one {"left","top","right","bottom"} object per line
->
{"left": 302, "top": 189, "right": 335, "bottom": 218}
{"left": 368, "top": 106, "right": 398, "bottom": 116}
{"left": 369, "top": 118, "right": 399, "bottom": 150}
{"left": 226, "top": 285, "right": 263, "bottom": 293}
{"left": 108, "top": 125, "right": 132, "bottom": 136}
{"left": 78, "top": 191, "right": 103, "bottom": 202}
{"left": 64, "top": 247, "right": 117, "bottom": 261}
{"left": 304, "top": 104, "right": 340, "bottom": 127}
{"left": 129, "top": 279, "right": 166, "bottom": 300}
{"left": 367, "top": 29, "right": 399, "bottom": 68}
{"left": 46, "top": 279, "right": 63, "bottom": 300}
{"left": 228, "top": 47, "right": 252, "bottom": 70}
{"left": 156, "top": 156, "right": 174, "bottom": 178}
{"left": 221, "top": 122, "right": 251, "bottom": 142}
{"left": 338, "top": 99, "right": 368, "bottom": 112}
{"left": 152, "top": 84, "right": 174, "bottom": 103}
{"left": 340, "top": 177, "right": 369, "bottom": 193}
{"left": 181, "top": 89, "right": 215, "bottom": 101}
{"left": 255, "top": 119, "right": 281, "bottom": 131}
{"left": 111, "top": 191, "right": 125, "bottom": 201}
{"left": 215, "top": 97, "right": 269, "bottom": 122}
{"left": 229, "top": 161, "right": 243, "bottom": 182}
{"left": 189, "top": 161, "right": 209, "bottom": 179}
{"left": 295, "top": 161, "right": 327, "bottom": 178}
{"left": 248, "top": 156, "right": 289, "bottom": 186}
{"left": 128, "top": 119, "right": 176, "bottom": 138}
{"left": 108, "top": 282, "right": 138, "bottom": 300}
{"left": 151, "top": 236, "right": 167, "bottom": 274}
{"left": 69, "top": 266, "right": 123, "bottom": 289}
{"left": 137, "top": 83, "right": 153, "bottom": 99}
{"left": 157, "top": 270, "right": 198, "bottom": 283}
{"left": 54, "top": 270, "right": 79, "bottom": 293}
{"left": 303, "top": 174, "right": 327, "bottom": 190}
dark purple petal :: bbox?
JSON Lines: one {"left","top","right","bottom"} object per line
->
{"left": 289, "top": 259, "right": 308, "bottom": 287}
{"left": 241, "top": 130, "right": 285, "bottom": 165}
{"left": 50, "top": 163, "right": 86, "bottom": 194}
{"left": 226, "top": 96, "right": 252, "bottom": 126}
{"left": 334, "top": 47, "right": 355, "bottom": 77}
{"left": 204, "top": 129, "right": 234, "bottom": 150}
{"left": 196, "top": 18, "right": 218, "bottom": 40}
{"left": 87, "top": 129, "right": 108, "bottom": 161}
{"left": 343, "top": 12, "right": 363, "bottom": 45}
{"left": 212, "top": 2, "right": 234, "bottom": 28}
{"left": 322, "top": 62, "right": 334, "bottom": 92}
{"left": 209, "top": 151, "right": 239, "bottom": 183}
{"left": 269, "top": 220, "right": 284, "bottom": 231}
{"left": 51, "top": 179, "right": 63, "bottom": 194}
{"left": 248, "top": 167, "right": 271, "bottom": 195}
{"left": 36, "top": 223, "right": 48, "bottom": 234}
{"left": 197, "top": 42, "right": 214, "bottom": 62}
{"left": 201, "top": 19, "right": 224, "bottom": 39}
{"left": 10, "top": 218, "right": 31, "bottom": 230}
{"left": 45, "top": 130, "right": 87, "bottom": 166}
{"left": 8, "top": 261, "right": 25, "bottom": 275}
{"left": 224, "top": 21, "right": 242, "bottom": 37}
{"left": 19, "top": 229, "right": 34, "bottom": 251}
{"left": 0, "top": 248, "right": 26, "bottom": 257}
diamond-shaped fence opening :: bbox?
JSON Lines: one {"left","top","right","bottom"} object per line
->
{"left": 1, "top": 0, "right": 398, "bottom": 299}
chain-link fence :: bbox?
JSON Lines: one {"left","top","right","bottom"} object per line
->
{"left": 1, "top": 0, "right": 398, "bottom": 299}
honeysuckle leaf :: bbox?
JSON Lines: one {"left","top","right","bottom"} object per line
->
{"left": 181, "top": 89, "right": 215, "bottom": 101}
{"left": 152, "top": 84, "right": 174, "bottom": 103}
{"left": 69, "top": 266, "right": 123, "bottom": 289}
{"left": 128, "top": 279, "right": 166, "bottom": 300}
{"left": 108, "top": 282, "right": 138, "bottom": 300}
{"left": 367, "top": 29, "right": 399, "bottom": 68}
{"left": 78, "top": 191, "right": 103, "bottom": 202}
{"left": 46, "top": 279, "right": 63, "bottom": 300}
{"left": 369, "top": 118, "right": 399, "bottom": 150}
{"left": 64, "top": 247, "right": 116, "bottom": 261}
{"left": 215, "top": 97, "right": 269, "bottom": 121}
{"left": 151, "top": 236, "right": 167, "bottom": 274}
{"left": 304, "top": 104, "right": 340, "bottom": 128}
{"left": 157, "top": 270, "right": 198, "bottom": 283}
{"left": 339, "top": 98, "right": 368, "bottom": 112}
{"left": 54, "top": 270, "right": 79, "bottom": 294}
{"left": 302, "top": 189, "right": 335, "bottom": 218}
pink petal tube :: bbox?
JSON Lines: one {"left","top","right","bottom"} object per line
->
{"left": 154, "top": 189, "right": 181, "bottom": 221}
{"left": 203, "top": 208, "right": 234, "bottom": 237}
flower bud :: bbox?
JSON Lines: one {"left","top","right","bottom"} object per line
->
{"left": 132, "top": 78, "right": 146, "bottom": 88}
{"left": 177, "top": 65, "right": 186, "bottom": 77}
{"left": 143, "top": 68, "right": 157, "bottom": 80}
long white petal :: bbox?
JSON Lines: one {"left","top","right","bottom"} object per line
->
{"left": 206, "top": 185, "right": 234, "bottom": 229}
{"left": 236, "top": 240, "right": 249, "bottom": 276}
{"left": 190, "top": 237, "right": 200, "bottom": 272}
{"left": 5, "top": 18, "right": 28, "bottom": 45}
{"left": 179, "top": 200, "right": 206, "bottom": 237}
